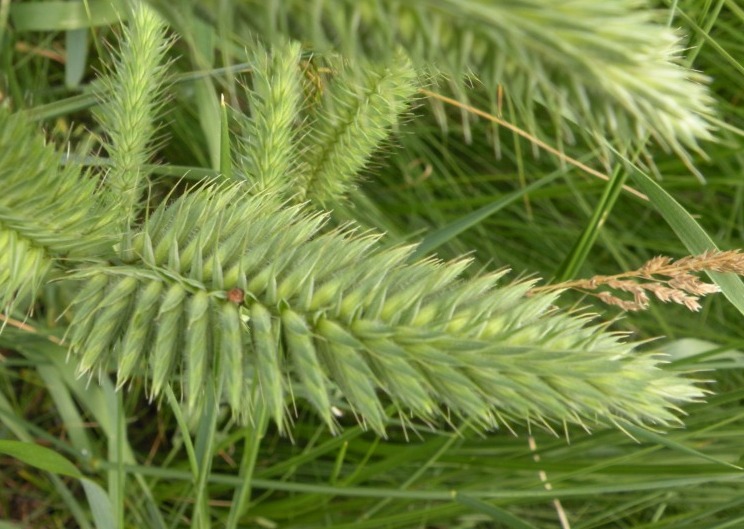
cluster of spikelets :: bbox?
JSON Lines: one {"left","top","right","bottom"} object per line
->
{"left": 235, "top": 40, "right": 418, "bottom": 206}
{"left": 0, "top": 3, "right": 716, "bottom": 437}
{"left": 68, "top": 181, "right": 706, "bottom": 435}
{"left": 0, "top": 111, "right": 116, "bottom": 314}
{"left": 93, "top": 3, "right": 172, "bottom": 230}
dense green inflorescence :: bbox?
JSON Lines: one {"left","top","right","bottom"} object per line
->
{"left": 0, "top": 110, "right": 116, "bottom": 313}
{"left": 93, "top": 3, "right": 172, "bottom": 229}
{"left": 234, "top": 41, "right": 419, "bottom": 206}
{"left": 68, "top": 182, "right": 705, "bottom": 435}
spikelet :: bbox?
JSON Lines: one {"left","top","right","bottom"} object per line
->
{"left": 282, "top": 308, "right": 334, "bottom": 430}
{"left": 219, "top": 301, "right": 246, "bottom": 415}
{"left": 250, "top": 302, "right": 286, "bottom": 431}
{"left": 150, "top": 283, "right": 186, "bottom": 397}
{"left": 118, "top": 279, "right": 164, "bottom": 386}
{"left": 184, "top": 290, "right": 211, "bottom": 411}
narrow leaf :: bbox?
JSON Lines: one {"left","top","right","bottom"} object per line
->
{"left": 10, "top": 0, "right": 126, "bottom": 31}
{"left": 0, "top": 440, "right": 81, "bottom": 479}
{"left": 81, "top": 478, "right": 116, "bottom": 529}
{"left": 454, "top": 492, "right": 540, "bottom": 529}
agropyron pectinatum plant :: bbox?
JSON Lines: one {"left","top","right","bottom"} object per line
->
{"left": 67, "top": 182, "right": 705, "bottom": 435}
{"left": 0, "top": 3, "right": 707, "bottom": 437}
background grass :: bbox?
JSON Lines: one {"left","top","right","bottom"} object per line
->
{"left": 2, "top": 1, "right": 744, "bottom": 528}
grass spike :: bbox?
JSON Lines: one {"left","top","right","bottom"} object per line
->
{"left": 94, "top": 2, "right": 172, "bottom": 228}
{"left": 255, "top": 0, "right": 715, "bottom": 160}
{"left": 65, "top": 179, "right": 704, "bottom": 433}
{"left": 238, "top": 40, "right": 304, "bottom": 197}
{"left": 117, "top": 279, "right": 164, "bottom": 387}
{"left": 298, "top": 51, "right": 419, "bottom": 205}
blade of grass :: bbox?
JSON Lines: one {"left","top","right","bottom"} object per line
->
{"left": 554, "top": 164, "right": 626, "bottom": 281}
{"left": 0, "top": 440, "right": 82, "bottom": 478}
{"left": 454, "top": 492, "right": 541, "bottom": 529}
{"left": 409, "top": 166, "right": 574, "bottom": 261}
{"left": 65, "top": 28, "right": 88, "bottom": 88}
{"left": 192, "top": 378, "right": 221, "bottom": 529}
{"left": 10, "top": 0, "right": 126, "bottom": 31}
{"left": 36, "top": 364, "right": 94, "bottom": 458}
{"left": 164, "top": 385, "right": 199, "bottom": 480}
{"left": 225, "top": 404, "right": 269, "bottom": 529}
{"left": 0, "top": 391, "right": 93, "bottom": 529}
{"left": 619, "top": 422, "right": 742, "bottom": 470}
{"left": 359, "top": 433, "right": 460, "bottom": 520}
{"left": 672, "top": 3, "right": 744, "bottom": 76}
{"left": 81, "top": 478, "right": 116, "bottom": 529}
{"left": 109, "top": 462, "right": 744, "bottom": 500}
{"left": 0, "top": 0, "right": 10, "bottom": 47}
{"left": 110, "top": 391, "right": 125, "bottom": 529}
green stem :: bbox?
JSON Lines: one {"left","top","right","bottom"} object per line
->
{"left": 555, "top": 164, "right": 627, "bottom": 282}
{"left": 192, "top": 379, "right": 221, "bottom": 529}
{"left": 225, "top": 401, "right": 269, "bottom": 528}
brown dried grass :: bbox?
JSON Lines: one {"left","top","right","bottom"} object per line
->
{"left": 531, "top": 250, "right": 744, "bottom": 312}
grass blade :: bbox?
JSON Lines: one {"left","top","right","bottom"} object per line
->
{"left": 10, "top": 0, "right": 126, "bottom": 31}
{"left": 454, "top": 492, "right": 540, "bottom": 529}
{"left": 0, "top": 440, "right": 81, "bottom": 479}
{"left": 409, "top": 165, "right": 579, "bottom": 261}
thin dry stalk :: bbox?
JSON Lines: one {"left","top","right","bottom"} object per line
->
{"left": 528, "top": 435, "right": 571, "bottom": 529}
{"left": 419, "top": 88, "right": 648, "bottom": 201}
{"left": 531, "top": 250, "right": 744, "bottom": 312}
{"left": 0, "top": 314, "right": 64, "bottom": 345}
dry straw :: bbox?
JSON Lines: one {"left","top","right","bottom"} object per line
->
{"left": 532, "top": 250, "right": 744, "bottom": 312}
